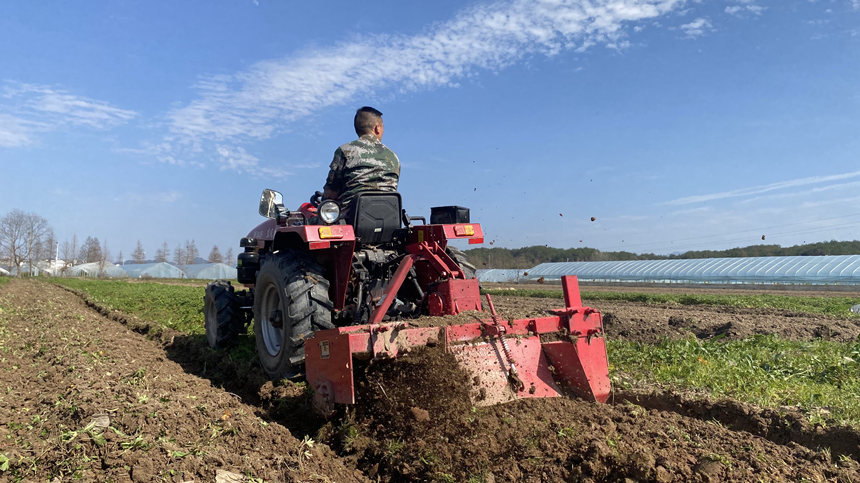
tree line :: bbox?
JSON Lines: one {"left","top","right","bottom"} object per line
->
{"left": 464, "top": 240, "right": 860, "bottom": 269}
{"left": 0, "top": 209, "right": 232, "bottom": 276}
{"left": 127, "top": 240, "right": 233, "bottom": 267}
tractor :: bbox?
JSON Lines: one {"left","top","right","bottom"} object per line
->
{"left": 205, "top": 189, "right": 609, "bottom": 415}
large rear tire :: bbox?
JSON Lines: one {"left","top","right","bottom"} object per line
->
{"left": 204, "top": 280, "right": 241, "bottom": 349}
{"left": 253, "top": 250, "right": 335, "bottom": 380}
{"left": 447, "top": 246, "right": 477, "bottom": 279}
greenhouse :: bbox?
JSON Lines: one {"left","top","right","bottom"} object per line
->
{"left": 122, "top": 262, "right": 186, "bottom": 279}
{"left": 514, "top": 255, "right": 860, "bottom": 285}
{"left": 183, "top": 263, "right": 237, "bottom": 280}
{"left": 476, "top": 269, "right": 529, "bottom": 283}
{"left": 66, "top": 262, "right": 128, "bottom": 278}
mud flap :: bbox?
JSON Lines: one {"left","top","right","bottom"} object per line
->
{"left": 305, "top": 331, "right": 355, "bottom": 416}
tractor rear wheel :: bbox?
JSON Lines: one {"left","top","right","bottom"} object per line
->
{"left": 447, "top": 246, "right": 477, "bottom": 279}
{"left": 204, "top": 280, "right": 241, "bottom": 349}
{"left": 253, "top": 250, "right": 335, "bottom": 380}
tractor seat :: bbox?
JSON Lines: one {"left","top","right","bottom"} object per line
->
{"left": 348, "top": 191, "right": 402, "bottom": 245}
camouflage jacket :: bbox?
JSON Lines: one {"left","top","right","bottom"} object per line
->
{"left": 323, "top": 134, "right": 400, "bottom": 210}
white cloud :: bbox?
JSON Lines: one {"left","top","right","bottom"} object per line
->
{"left": 725, "top": 3, "right": 766, "bottom": 16}
{"left": 215, "top": 144, "right": 292, "bottom": 178}
{"left": 167, "top": 0, "right": 690, "bottom": 150}
{"left": 0, "top": 114, "right": 40, "bottom": 147}
{"left": 679, "top": 17, "right": 713, "bottom": 37}
{"left": 665, "top": 170, "right": 860, "bottom": 205}
{"left": 0, "top": 82, "right": 136, "bottom": 147}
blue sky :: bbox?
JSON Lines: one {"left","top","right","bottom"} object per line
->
{"left": 1, "top": 0, "right": 859, "bottom": 262}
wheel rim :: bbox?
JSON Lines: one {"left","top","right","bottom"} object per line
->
{"left": 259, "top": 282, "right": 283, "bottom": 357}
{"left": 205, "top": 301, "right": 218, "bottom": 347}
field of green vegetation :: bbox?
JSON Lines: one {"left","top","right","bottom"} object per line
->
{"left": 610, "top": 336, "right": 860, "bottom": 427}
{"left": 51, "top": 278, "right": 206, "bottom": 334}
{"left": 47, "top": 278, "right": 860, "bottom": 429}
{"left": 483, "top": 287, "right": 860, "bottom": 318}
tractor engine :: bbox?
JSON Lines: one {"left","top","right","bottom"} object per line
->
{"left": 343, "top": 247, "right": 422, "bottom": 324}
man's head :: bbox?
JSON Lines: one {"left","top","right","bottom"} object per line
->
{"left": 354, "top": 106, "right": 384, "bottom": 140}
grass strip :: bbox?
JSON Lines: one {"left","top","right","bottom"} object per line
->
{"left": 51, "top": 278, "right": 206, "bottom": 334}
{"left": 482, "top": 288, "right": 860, "bottom": 317}
{"left": 610, "top": 335, "right": 860, "bottom": 428}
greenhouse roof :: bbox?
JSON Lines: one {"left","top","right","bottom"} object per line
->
{"left": 183, "top": 263, "right": 237, "bottom": 280}
{"left": 67, "top": 262, "right": 128, "bottom": 278}
{"left": 122, "top": 262, "right": 185, "bottom": 279}
{"left": 523, "top": 255, "right": 860, "bottom": 285}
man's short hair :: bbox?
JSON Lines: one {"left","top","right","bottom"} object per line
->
{"left": 354, "top": 106, "right": 383, "bottom": 136}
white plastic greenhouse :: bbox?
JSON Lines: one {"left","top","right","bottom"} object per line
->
{"left": 476, "top": 269, "right": 529, "bottom": 283}
{"left": 122, "top": 262, "right": 186, "bottom": 279}
{"left": 183, "top": 263, "right": 237, "bottom": 280}
{"left": 510, "top": 255, "right": 860, "bottom": 285}
{"left": 66, "top": 262, "right": 128, "bottom": 278}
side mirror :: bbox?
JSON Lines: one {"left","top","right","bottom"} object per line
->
{"left": 259, "top": 189, "right": 286, "bottom": 219}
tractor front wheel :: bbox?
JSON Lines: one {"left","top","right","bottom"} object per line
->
{"left": 253, "top": 250, "right": 334, "bottom": 380}
{"left": 204, "top": 280, "right": 241, "bottom": 349}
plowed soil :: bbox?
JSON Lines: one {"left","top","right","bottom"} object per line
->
{"left": 0, "top": 280, "right": 365, "bottom": 482}
{"left": 1, "top": 278, "right": 858, "bottom": 482}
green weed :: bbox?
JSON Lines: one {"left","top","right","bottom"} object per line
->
{"left": 610, "top": 335, "right": 860, "bottom": 428}
{"left": 482, "top": 288, "right": 860, "bottom": 317}
{"left": 51, "top": 278, "right": 206, "bottom": 334}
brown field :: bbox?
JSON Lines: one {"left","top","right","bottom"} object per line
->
{"left": 1, "top": 279, "right": 858, "bottom": 482}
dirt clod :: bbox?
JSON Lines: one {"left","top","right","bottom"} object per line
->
{"left": 410, "top": 406, "right": 430, "bottom": 422}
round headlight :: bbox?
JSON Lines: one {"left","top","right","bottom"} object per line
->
{"left": 319, "top": 200, "right": 341, "bottom": 224}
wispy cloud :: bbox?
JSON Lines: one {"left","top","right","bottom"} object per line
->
{"left": 0, "top": 114, "right": 41, "bottom": 147}
{"left": 215, "top": 144, "right": 292, "bottom": 177}
{"left": 678, "top": 17, "right": 713, "bottom": 38}
{"left": 725, "top": 2, "right": 766, "bottom": 17}
{"left": 0, "top": 82, "right": 136, "bottom": 147}
{"left": 665, "top": 170, "right": 860, "bottom": 205}
{"left": 166, "top": 0, "right": 690, "bottom": 154}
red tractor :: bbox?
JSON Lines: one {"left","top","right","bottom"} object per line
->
{"left": 205, "top": 189, "right": 609, "bottom": 414}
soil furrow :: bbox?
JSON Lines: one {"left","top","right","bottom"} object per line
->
{"left": 0, "top": 279, "right": 366, "bottom": 482}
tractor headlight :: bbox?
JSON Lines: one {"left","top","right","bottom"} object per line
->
{"left": 318, "top": 200, "right": 341, "bottom": 224}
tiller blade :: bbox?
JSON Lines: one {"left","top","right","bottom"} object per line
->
{"left": 305, "top": 275, "right": 610, "bottom": 415}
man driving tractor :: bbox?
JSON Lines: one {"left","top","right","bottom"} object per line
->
{"left": 322, "top": 106, "right": 401, "bottom": 217}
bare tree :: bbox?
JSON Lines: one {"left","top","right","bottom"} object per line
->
{"left": 98, "top": 239, "right": 111, "bottom": 276}
{"left": 60, "top": 240, "right": 72, "bottom": 273}
{"left": 224, "top": 247, "right": 234, "bottom": 266}
{"left": 42, "top": 228, "right": 57, "bottom": 264}
{"left": 0, "top": 209, "right": 49, "bottom": 276}
{"left": 68, "top": 234, "right": 78, "bottom": 265}
{"left": 185, "top": 239, "right": 199, "bottom": 265}
{"left": 173, "top": 244, "right": 186, "bottom": 267}
{"left": 208, "top": 245, "right": 223, "bottom": 263}
{"left": 116, "top": 250, "right": 124, "bottom": 265}
{"left": 155, "top": 242, "right": 169, "bottom": 263}
{"left": 131, "top": 240, "right": 146, "bottom": 264}
{"left": 79, "top": 236, "right": 102, "bottom": 264}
